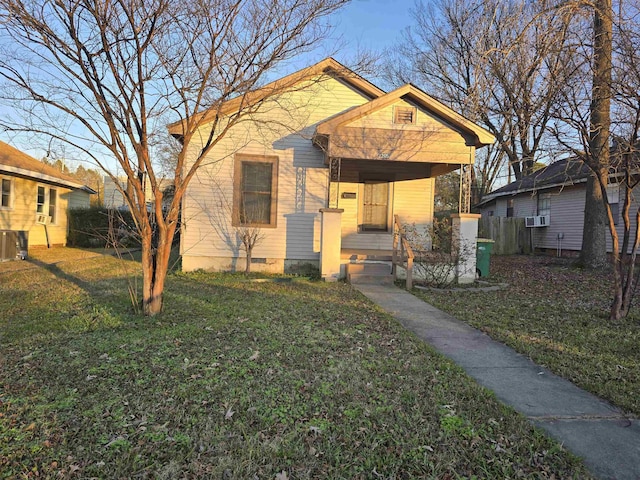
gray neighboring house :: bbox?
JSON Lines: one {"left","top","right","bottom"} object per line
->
{"left": 477, "top": 158, "right": 637, "bottom": 253}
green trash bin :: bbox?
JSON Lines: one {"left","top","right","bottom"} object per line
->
{"left": 476, "top": 238, "right": 495, "bottom": 278}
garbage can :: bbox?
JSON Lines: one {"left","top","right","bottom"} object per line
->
{"left": 476, "top": 238, "right": 495, "bottom": 278}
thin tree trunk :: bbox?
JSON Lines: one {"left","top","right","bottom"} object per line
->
{"left": 141, "top": 222, "right": 176, "bottom": 316}
{"left": 245, "top": 246, "right": 252, "bottom": 275}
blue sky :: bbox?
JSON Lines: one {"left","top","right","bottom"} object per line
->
{"left": 2, "top": 1, "right": 418, "bottom": 168}
{"left": 287, "top": 0, "right": 415, "bottom": 74}
{"left": 332, "top": 0, "right": 413, "bottom": 54}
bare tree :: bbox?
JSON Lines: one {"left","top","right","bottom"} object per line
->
{"left": 0, "top": 0, "right": 349, "bottom": 315}
{"left": 384, "top": 0, "right": 576, "bottom": 193}
{"left": 553, "top": 0, "right": 640, "bottom": 318}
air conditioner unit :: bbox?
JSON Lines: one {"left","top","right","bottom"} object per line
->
{"left": 35, "top": 214, "right": 51, "bottom": 225}
{"left": 525, "top": 215, "right": 550, "bottom": 227}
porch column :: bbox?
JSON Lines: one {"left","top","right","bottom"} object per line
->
{"left": 319, "top": 208, "right": 344, "bottom": 282}
{"left": 451, "top": 213, "right": 481, "bottom": 284}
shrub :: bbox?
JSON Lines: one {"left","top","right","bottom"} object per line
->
{"left": 402, "top": 218, "right": 474, "bottom": 288}
{"left": 68, "top": 207, "right": 139, "bottom": 248}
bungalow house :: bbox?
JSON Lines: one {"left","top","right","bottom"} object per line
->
{"left": 170, "top": 58, "right": 495, "bottom": 281}
{"left": 0, "top": 141, "right": 95, "bottom": 259}
{"left": 477, "top": 157, "right": 636, "bottom": 253}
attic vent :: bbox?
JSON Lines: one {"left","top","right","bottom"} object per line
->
{"left": 394, "top": 106, "right": 416, "bottom": 124}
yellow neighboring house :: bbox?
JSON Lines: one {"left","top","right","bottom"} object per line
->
{"left": 0, "top": 141, "right": 96, "bottom": 258}
{"left": 170, "top": 58, "right": 495, "bottom": 280}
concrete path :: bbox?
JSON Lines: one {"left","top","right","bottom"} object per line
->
{"left": 353, "top": 283, "right": 640, "bottom": 480}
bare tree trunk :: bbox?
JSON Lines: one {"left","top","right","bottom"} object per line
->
{"left": 581, "top": 173, "right": 609, "bottom": 269}
{"left": 245, "top": 244, "right": 252, "bottom": 275}
{"left": 141, "top": 219, "right": 177, "bottom": 316}
{"left": 582, "top": 0, "right": 612, "bottom": 271}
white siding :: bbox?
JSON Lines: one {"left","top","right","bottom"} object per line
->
{"left": 512, "top": 194, "right": 537, "bottom": 217}
{"left": 68, "top": 190, "right": 91, "bottom": 209}
{"left": 487, "top": 184, "right": 640, "bottom": 254}
{"left": 340, "top": 178, "right": 434, "bottom": 251}
{"left": 495, "top": 199, "right": 507, "bottom": 217}
{"left": 181, "top": 75, "right": 371, "bottom": 270}
{"left": 533, "top": 187, "right": 585, "bottom": 251}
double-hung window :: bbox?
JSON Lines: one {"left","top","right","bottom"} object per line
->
{"left": 233, "top": 155, "right": 278, "bottom": 227}
{"left": 537, "top": 192, "right": 551, "bottom": 218}
{"left": 36, "top": 186, "right": 57, "bottom": 224}
{"left": 607, "top": 184, "right": 619, "bottom": 225}
{"left": 1, "top": 177, "right": 11, "bottom": 208}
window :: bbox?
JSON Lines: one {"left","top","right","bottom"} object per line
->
{"left": 233, "top": 155, "right": 278, "bottom": 227}
{"left": 360, "top": 181, "right": 390, "bottom": 232}
{"left": 537, "top": 192, "right": 551, "bottom": 217}
{"left": 36, "top": 186, "right": 58, "bottom": 224}
{"left": 607, "top": 184, "right": 619, "bottom": 225}
{"left": 506, "top": 199, "right": 514, "bottom": 217}
{"left": 1, "top": 178, "right": 11, "bottom": 208}
{"left": 37, "top": 185, "right": 46, "bottom": 213}
{"left": 393, "top": 106, "right": 416, "bottom": 124}
{"left": 48, "top": 188, "right": 57, "bottom": 224}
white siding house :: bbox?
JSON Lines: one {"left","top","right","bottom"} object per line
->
{"left": 478, "top": 158, "right": 639, "bottom": 253}
{"left": 171, "top": 58, "right": 494, "bottom": 277}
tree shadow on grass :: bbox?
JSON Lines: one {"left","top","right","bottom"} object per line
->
{"left": 26, "top": 257, "right": 97, "bottom": 293}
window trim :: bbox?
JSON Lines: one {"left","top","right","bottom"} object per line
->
{"left": 232, "top": 154, "right": 279, "bottom": 228}
{"left": 393, "top": 105, "right": 417, "bottom": 125}
{"left": 537, "top": 192, "right": 551, "bottom": 217}
{"left": 0, "top": 176, "right": 13, "bottom": 209}
{"left": 36, "top": 184, "right": 58, "bottom": 225}
{"left": 607, "top": 183, "right": 620, "bottom": 225}
{"left": 506, "top": 198, "right": 514, "bottom": 218}
{"left": 48, "top": 188, "right": 57, "bottom": 224}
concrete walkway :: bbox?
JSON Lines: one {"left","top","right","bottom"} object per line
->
{"left": 353, "top": 283, "right": 640, "bottom": 480}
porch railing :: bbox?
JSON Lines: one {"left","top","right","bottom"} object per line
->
{"left": 392, "top": 215, "right": 415, "bottom": 290}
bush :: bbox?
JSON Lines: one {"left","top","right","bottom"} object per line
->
{"left": 68, "top": 207, "right": 139, "bottom": 248}
{"left": 402, "top": 218, "right": 473, "bottom": 288}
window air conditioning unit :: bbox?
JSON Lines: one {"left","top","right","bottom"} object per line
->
{"left": 525, "top": 215, "right": 550, "bottom": 228}
{"left": 35, "top": 214, "right": 51, "bottom": 224}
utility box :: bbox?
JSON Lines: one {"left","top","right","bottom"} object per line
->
{"left": 0, "top": 230, "right": 28, "bottom": 261}
{"left": 476, "top": 238, "right": 495, "bottom": 278}
{"left": 16, "top": 231, "right": 28, "bottom": 259}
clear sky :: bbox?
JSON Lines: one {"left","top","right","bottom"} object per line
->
{"left": 1, "top": 0, "right": 418, "bottom": 168}
{"left": 332, "top": 0, "right": 414, "bottom": 54}
{"left": 286, "top": 0, "right": 415, "bottom": 75}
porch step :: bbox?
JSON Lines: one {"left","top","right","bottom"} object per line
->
{"left": 341, "top": 249, "right": 393, "bottom": 262}
{"left": 346, "top": 262, "right": 394, "bottom": 285}
{"left": 348, "top": 273, "right": 395, "bottom": 285}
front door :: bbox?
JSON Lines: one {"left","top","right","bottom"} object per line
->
{"left": 360, "top": 181, "right": 389, "bottom": 232}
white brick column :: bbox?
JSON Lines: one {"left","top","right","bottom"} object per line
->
{"left": 319, "top": 208, "right": 343, "bottom": 282}
{"left": 451, "top": 213, "right": 481, "bottom": 284}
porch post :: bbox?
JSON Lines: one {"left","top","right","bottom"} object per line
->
{"left": 319, "top": 208, "right": 344, "bottom": 282}
{"left": 451, "top": 213, "right": 481, "bottom": 284}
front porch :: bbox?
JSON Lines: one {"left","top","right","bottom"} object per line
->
{"left": 313, "top": 83, "right": 494, "bottom": 285}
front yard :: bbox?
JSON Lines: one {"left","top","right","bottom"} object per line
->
{"left": 414, "top": 254, "right": 640, "bottom": 417}
{"left": 0, "top": 248, "right": 590, "bottom": 478}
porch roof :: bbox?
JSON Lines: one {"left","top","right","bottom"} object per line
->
{"left": 313, "top": 84, "right": 495, "bottom": 166}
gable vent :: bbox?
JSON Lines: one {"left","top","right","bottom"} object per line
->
{"left": 394, "top": 106, "right": 416, "bottom": 124}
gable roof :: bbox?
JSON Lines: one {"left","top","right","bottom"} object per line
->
{"left": 315, "top": 83, "right": 496, "bottom": 148}
{"left": 167, "top": 57, "right": 385, "bottom": 137}
{"left": 478, "top": 157, "right": 590, "bottom": 206}
{"left": 0, "top": 141, "right": 96, "bottom": 193}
